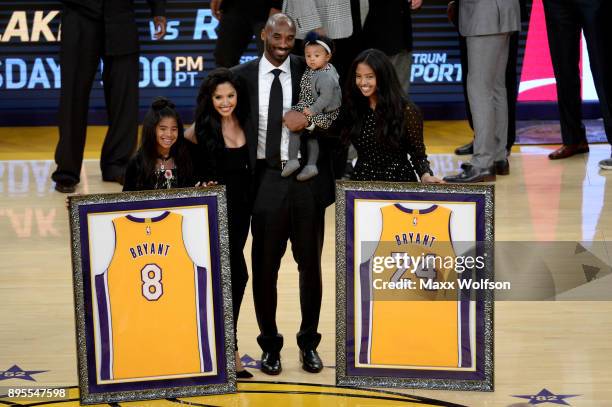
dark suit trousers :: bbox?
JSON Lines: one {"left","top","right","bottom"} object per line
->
{"left": 225, "top": 173, "right": 252, "bottom": 351}
{"left": 251, "top": 163, "right": 324, "bottom": 352}
{"left": 53, "top": 7, "right": 138, "bottom": 184}
{"left": 213, "top": 8, "right": 265, "bottom": 68}
{"left": 460, "top": 31, "right": 519, "bottom": 149}
{"left": 543, "top": 0, "right": 612, "bottom": 145}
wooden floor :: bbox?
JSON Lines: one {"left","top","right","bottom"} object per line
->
{"left": 1, "top": 122, "right": 611, "bottom": 407}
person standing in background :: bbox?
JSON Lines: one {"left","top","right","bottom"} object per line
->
{"left": 281, "top": 0, "right": 354, "bottom": 83}
{"left": 52, "top": 0, "right": 167, "bottom": 193}
{"left": 542, "top": 0, "right": 612, "bottom": 163}
{"left": 450, "top": 0, "right": 527, "bottom": 157}
{"left": 599, "top": 1, "right": 612, "bottom": 170}
{"left": 360, "top": 0, "right": 422, "bottom": 96}
{"left": 444, "top": 0, "right": 520, "bottom": 183}
{"left": 211, "top": 0, "right": 282, "bottom": 68}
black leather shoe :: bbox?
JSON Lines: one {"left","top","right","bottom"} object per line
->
{"left": 460, "top": 161, "right": 472, "bottom": 170}
{"left": 455, "top": 141, "right": 474, "bottom": 155}
{"left": 444, "top": 166, "right": 496, "bottom": 183}
{"left": 300, "top": 349, "right": 323, "bottom": 373}
{"left": 54, "top": 180, "right": 77, "bottom": 193}
{"left": 548, "top": 141, "right": 589, "bottom": 160}
{"left": 495, "top": 159, "right": 509, "bottom": 175}
{"left": 461, "top": 160, "right": 509, "bottom": 175}
{"left": 260, "top": 352, "right": 281, "bottom": 375}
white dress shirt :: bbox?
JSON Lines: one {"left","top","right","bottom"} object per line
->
{"left": 258, "top": 55, "right": 293, "bottom": 161}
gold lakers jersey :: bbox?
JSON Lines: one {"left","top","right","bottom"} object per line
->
{"left": 359, "top": 204, "right": 461, "bottom": 368}
{"left": 95, "top": 211, "right": 213, "bottom": 381}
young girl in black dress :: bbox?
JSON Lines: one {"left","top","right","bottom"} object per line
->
{"left": 187, "top": 68, "right": 253, "bottom": 378}
{"left": 123, "top": 97, "right": 195, "bottom": 191}
{"left": 342, "top": 49, "right": 443, "bottom": 183}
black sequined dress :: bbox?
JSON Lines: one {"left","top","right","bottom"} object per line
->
{"left": 351, "top": 107, "right": 432, "bottom": 182}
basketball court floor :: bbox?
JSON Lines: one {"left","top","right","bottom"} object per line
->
{"left": 1, "top": 121, "right": 611, "bottom": 406}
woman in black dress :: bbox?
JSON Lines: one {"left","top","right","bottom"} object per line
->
{"left": 341, "top": 49, "right": 443, "bottom": 183}
{"left": 187, "top": 68, "right": 253, "bottom": 378}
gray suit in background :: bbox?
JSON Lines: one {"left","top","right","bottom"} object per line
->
{"left": 282, "top": 0, "right": 353, "bottom": 39}
{"left": 459, "top": 0, "right": 520, "bottom": 170}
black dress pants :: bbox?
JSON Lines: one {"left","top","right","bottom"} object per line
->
{"left": 251, "top": 162, "right": 324, "bottom": 352}
{"left": 225, "top": 172, "right": 252, "bottom": 350}
{"left": 460, "top": 31, "right": 519, "bottom": 149}
{"left": 53, "top": 7, "right": 138, "bottom": 184}
{"left": 213, "top": 6, "right": 265, "bottom": 68}
{"left": 543, "top": 0, "right": 612, "bottom": 145}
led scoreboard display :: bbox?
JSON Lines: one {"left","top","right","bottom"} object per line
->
{"left": 0, "top": 0, "right": 242, "bottom": 123}
{"left": 0, "top": 1, "right": 597, "bottom": 126}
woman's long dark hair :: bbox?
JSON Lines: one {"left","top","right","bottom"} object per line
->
{"left": 341, "top": 48, "right": 412, "bottom": 148}
{"left": 138, "top": 97, "right": 192, "bottom": 186}
{"left": 194, "top": 68, "right": 247, "bottom": 179}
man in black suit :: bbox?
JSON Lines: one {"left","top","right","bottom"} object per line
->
{"left": 211, "top": 0, "right": 281, "bottom": 67}
{"left": 231, "top": 13, "right": 336, "bottom": 375}
{"left": 543, "top": 0, "right": 612, "bottom": 161}
{"left": 52, "top": 0, "right": 167, "bottom": 193}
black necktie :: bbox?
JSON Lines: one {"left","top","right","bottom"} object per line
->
{"left": 266, "top": 68, "right": 283, "bottom": 167}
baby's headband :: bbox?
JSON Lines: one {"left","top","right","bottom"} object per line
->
{"left": 306, "top": 39, "right": 332, "bottom": 55}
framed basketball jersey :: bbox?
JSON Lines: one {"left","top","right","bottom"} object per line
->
{"left": 94, "top": 211, "right": 214, "bottom": 382}
{"left": 335, "top": 182, "right": 494, "bottom": 391}
{"left": 69, "top": 188, "right": 236, "bottom": 404}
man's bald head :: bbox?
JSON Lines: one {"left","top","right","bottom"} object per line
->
{"left": 261, "top": 13, "right": 296, "bottom": 66}
{"left": 264, "top": 13, "right": 296, "bottom": 33}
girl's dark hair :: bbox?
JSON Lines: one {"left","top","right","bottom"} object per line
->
{"left": 341, "top": 48, "right": 415, "bottom": 148}
{"left": 138, "top": 96, "right": 192, "bottom": 186}
{"left": 303, "top": 30, "right": 334, "bottom": 55}
{"left": 194, "top": 67, "right": 247, "bottom": 179}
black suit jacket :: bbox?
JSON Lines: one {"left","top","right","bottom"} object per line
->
{"left": 60, "top": 0, "right": 165, "bottom": 56}
{"left": 231, "top": 55, "right": 337, "bottom": 208}
{"left": 221, "top": 0, "right": 282, "bottom": 20}
{"left": 362, "top": 0, "right": 413, "bottom": 55}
